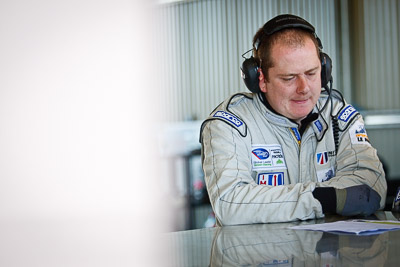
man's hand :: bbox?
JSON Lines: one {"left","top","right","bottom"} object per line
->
{"left": 335, "top": 185, "right": 381, "bottom": 216}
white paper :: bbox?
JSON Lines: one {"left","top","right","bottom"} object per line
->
{"left": 289, "top": 220, "right": 400, "bottom": 235}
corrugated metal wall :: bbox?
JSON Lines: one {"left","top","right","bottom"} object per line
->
{"left": 349, "top": 0, "right": 400, "bottom": 179}
{"left": 156, "top": 0, "right": 338, "bottom": 121}
{"left": 350, "top": 0, "right": 400, "bottom": 110}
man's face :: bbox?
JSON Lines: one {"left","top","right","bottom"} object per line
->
{"left": 259, "top": 37, "right": 321, "bottom": 123}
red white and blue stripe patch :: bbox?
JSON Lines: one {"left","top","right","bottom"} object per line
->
{"left": 258, "top": 172, "right": 284, "bottom": 186}
{"left": 316, "top": 152, "right": 329, "bottom": 165}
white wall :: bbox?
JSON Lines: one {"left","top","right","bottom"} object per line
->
{"left": 0, "top": 1, "right": 171, "bottom": 266}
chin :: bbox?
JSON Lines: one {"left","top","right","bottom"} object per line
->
{"left": 291, "top": 109, "right": 312, "bottom": 119}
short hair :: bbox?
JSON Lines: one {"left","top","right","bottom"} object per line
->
{"left": 252, "top": 28, "right": 320, "bottom": 81}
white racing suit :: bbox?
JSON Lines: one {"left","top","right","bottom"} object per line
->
{"left": 200, "top": 92, "right": 387, "bottom": 226}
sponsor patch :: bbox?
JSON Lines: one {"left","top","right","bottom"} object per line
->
{"left": 213, "top": 111, "right": 243, "bottom": 127}
{"left": 395, "top": 188, "right": 400, "bottom": 202}
{"left": 262, "top": 259, "right": 290, "bottom": 265}
{"left": 349, "top": 121, "right": 371, "bottom": 146}
{"left": 251, "top": 144, "right": 287, "bottom": 170}
{"left": 258, "top": 172, "right": 284, "bottom": 186}
{"left": 252, "top": 148, "right": 269, "bottom": 160}
{"left": 338, "top": 105, "right": 357, "bottom": 122}
{"left": 316, "top": 152, "right": 329, "bottom": 165}
{"left": 314, "top": 120, "right": 323, "bottom": 132}
{"left": 317, "top": 167, "right": 335, "bottom": 182}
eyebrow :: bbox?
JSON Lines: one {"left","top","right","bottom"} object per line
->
{"left": 305, "top": 66, "right": 320, "bottom": 73}
{"left": 278, "top": 66, "right": 320, "bottom": 76}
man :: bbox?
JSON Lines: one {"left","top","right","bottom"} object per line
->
{"left": 200, "top": 14, "right": 387, "bottom": 226}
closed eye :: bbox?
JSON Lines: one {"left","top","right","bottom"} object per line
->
{"left": 306, "top": 67, "right": 320, "bottom": 77}
{"left": 281, "top": 76, "right": 295, "bottom": 81}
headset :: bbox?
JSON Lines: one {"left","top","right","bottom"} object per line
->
{"left": 240, "top": 14, "right": 332, "bottom": 94}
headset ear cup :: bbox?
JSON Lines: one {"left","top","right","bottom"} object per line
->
{"left": 240, "top": 56, "right": 261, "bottom": 93}
{"left": 320, "top": 52, "right": 332, "bottom": 88}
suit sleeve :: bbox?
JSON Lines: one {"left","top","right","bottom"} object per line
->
{"left": 318, "top": 114, "right": 387, "bottom": 209}
{"left": 201, "top": 119, "right": 324, "bottom": 225}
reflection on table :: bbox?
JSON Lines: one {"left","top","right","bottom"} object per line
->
{"left": 165, "top": 211, "right": 400, "bottom": 266}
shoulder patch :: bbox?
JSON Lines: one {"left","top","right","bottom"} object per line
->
{"left": 349, "top": 120, "right": 371, "bottom": 147}
{"left": 213, "top": 111, "right": 243, "bottom": 127}
{"left": 338, "top": 105, "right": 357, "bottom": 122}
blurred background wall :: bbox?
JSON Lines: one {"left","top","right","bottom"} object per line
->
{"left": 156, "top": 0, "right": 400, "bottom": 230}
{"left": 0, "top": 1, "right": 171, "bottom": 266}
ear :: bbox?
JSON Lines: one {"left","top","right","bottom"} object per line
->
{"left": 258, "top": 69, "right": 267, "bottom": 93}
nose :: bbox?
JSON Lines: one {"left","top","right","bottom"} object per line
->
{"left": 296, "top": 75, "right": 309, "bottom": 94}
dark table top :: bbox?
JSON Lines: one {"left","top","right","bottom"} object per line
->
{"left": 165, "top": 211, "right": 400, "bottom": 266}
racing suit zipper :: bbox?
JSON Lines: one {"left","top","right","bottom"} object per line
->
{"left": 289, "top": 127, "right": 302, "bottom": 181}
{"left": 297, "top": 130, "right": 314, "bottom": 183}
{"left": 290, "top": 127, "right": 301, "bottom": 147}
{"left": 290, "top": 127, "right": 311, "bottom": 183}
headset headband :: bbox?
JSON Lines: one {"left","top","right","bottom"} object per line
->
{"left": 254, "top": 14, "right": 322, "bottom": 50}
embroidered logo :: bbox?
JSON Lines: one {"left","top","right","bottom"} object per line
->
{"left": 314, "top": 120, "right": 323, "bottom": 132}
{"left": 395, "top": 188, "right": 400, "bottom": 202}
{"left": 258, "top": 172, "right": 284, "bottom": 186}
{"left": 349, "top": 121, "right": 371, "bottom": 146}
{"left": 251, "top": 144, "right": 287, "bottom": 171}
{"left": 355, "top": 125, "right": 368, "bottom": 141}
{"left": 316, "top": 152, "right": 329, "bottom": 165}
{"left": 338, "top": 105, "right": 357, "bottom": 122}
{"left": 213, "top": 111, "right": 243, "bottom": 127}
{"left": 252, "top": 148, "right": 270, "bottom": 160}
{"left": 317, "top": 167, "right": 335, "bottom": 182}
